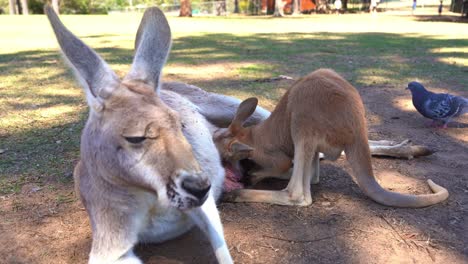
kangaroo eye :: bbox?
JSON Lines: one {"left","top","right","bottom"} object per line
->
{"left": 124, "top": 136, "right": 146, "bottom": 144}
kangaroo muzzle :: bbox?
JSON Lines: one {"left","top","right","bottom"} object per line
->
{"left": 167, "top": 169, "right": 211, "bottom": 210}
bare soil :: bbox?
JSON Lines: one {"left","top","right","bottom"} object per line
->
{"left": 1, "top": 81, "right": 466, "bottom": 264}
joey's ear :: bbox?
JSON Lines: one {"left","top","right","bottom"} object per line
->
{"left": 45, "top": 5, "right": 119, "bottom": 111}
{"left": 230, "top": 141, "right": 254, "bottom": 160}
{"left": 125, "top": 7, "right": 171, "bottom": 92}
{"left": 229, "top": 97, "right": 258, "bottom": 134}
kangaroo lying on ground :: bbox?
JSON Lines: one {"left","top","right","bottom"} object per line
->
{"left": 165, "top": 82, "right": 434, "bottom": 160}
{"left": 46, "top": 6, "right": 232, "bottom": 264}
{"left": 213, "top": 69, "right": 449, "bottom": 207}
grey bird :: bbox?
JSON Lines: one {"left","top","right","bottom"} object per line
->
{"left": 406, "top": 81, "right": 468, "bottom": 128}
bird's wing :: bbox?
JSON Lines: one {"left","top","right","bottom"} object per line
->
{"left": 463, "top": 97, "right": 468, "bottom": 115}
{"left": 423, "top": 94, "right": 456, "bottom": 119}
{"left": 452, "top": 95, "right": 468, "bottom": 116}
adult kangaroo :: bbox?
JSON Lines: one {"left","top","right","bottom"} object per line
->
{"left": 45, "top": 6, "right": 232, "bottom": 264}
{"left": 214, "top": 69, "right": 449, "bottom": 207}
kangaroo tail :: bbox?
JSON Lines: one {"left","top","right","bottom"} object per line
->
{"left": 345, "top": 140, "right": 448, "bottom": 208}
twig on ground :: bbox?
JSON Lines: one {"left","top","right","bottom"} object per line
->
{"left": 426, "top": 247, "right": 436, "bottom": 262}
{"left": 263, "top": 234, "right": 336, "bottom": 243}
{"left": 253, "top": 75, "right": 294, "bottom": 83}
{"left": 293, "top": 208, "right": 304, "bottom": 220}
{"left": 379, "top": 214, "right": 411, "bottom": 248}
{"left": 258, "top": 243, "right": 279, "bottom": 252}
{"left": 353, "top": 228, "right": 375, "bottom": 234}
{"left": 235, "top": 242, "right": 253, "bottom": 258}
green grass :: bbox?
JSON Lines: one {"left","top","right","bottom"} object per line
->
{"left": 0, "top": 13, "right": 467, "bottom": 193}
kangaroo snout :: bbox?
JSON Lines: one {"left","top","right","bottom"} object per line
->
{"left": 167, "top": 170, "right": 211, "bottom": 210}
{"left": 181, "top": 176, "right": 211, "bottom": 202}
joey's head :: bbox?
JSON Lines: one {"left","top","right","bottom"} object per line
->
{"left": 213, "top": 128, "right": 254, "bottom": 163}
{"left": 46, "top": 6, "right": 211, "bottom": 210}
{"left": 212, "top": 97, "right": 258, "bottom": 164}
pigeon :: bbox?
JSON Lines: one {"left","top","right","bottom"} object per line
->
{"left": 406, "top": 81, "right": 468, "bottom": 128}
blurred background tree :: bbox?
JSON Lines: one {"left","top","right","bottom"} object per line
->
{"left": 0, "top": 0, "right": 466, "bottom": 16}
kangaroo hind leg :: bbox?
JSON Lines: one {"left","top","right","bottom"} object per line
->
{"left": 223, "top": 140, "right": 315, "bottom": 206}
{"left": 284, "top": 139, "right": 317, "bottom": 206}
{"left": 310, "top": 152, "right": 320, "bottom": 186}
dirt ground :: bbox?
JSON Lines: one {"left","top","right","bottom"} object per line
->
{"left": 1, "top": 81, "right": 466, "bottom": 264}
{"left": 1, "top": 10, "right": 467, "bottom": 264}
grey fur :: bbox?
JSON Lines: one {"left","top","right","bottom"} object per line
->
{"left": 162, "top": 82, "right": 271, "bottom": 128}
{"left": 45, "top": 5, "right": 232, "bottom": 264}
{"left": 125, "top": 7, "right": 172, "bottom": 90}
{"left": 45, "top": 6, "right": 119, "bottom": 102}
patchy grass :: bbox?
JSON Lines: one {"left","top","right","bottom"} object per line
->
{"left": 0, "top": 12, "right": 467, "bottom": 264}
{"left": 0, "top": 16, "right": 466, "bottom": 192}
{"left": 1, "top": 13, "right": 467, "bottom": 192}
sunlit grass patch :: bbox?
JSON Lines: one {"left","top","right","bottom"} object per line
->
{"left": 436, "top": 57, "right": 468, "bottom": 67}
{"left": 358, "top": 68, "right": 396, "bottom": 86}
{"left": 0, "top": 13, "right": 467, "bottom": 193}
{"left": 237, "top": 64, "right": 279, "bottom": 78}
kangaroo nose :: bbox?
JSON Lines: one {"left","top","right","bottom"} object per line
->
{"left": 181, "top": 177, "right": 211, "bottom": 201}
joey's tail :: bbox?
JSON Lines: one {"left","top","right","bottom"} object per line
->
{"left": 344, "top": 139, "right": 448, "bottom": 208}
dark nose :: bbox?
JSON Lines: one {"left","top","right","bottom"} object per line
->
{"left": 181, "top": 177, "right": 211, "bottom": 201}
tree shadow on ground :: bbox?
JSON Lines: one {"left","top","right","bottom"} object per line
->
{"left": 411, "top": 15, "right": 468, "bottom": 23}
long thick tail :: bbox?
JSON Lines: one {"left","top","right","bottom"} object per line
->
{"left": 345, "top": 140, "right": 449, "bottom": 208}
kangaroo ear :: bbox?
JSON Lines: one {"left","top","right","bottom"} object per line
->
{"left": 229, "top": 97, "right": 258, "bottom": 134}
{"left": 45, "top": 5, "right": 119, "bottom": 111}
{"left": 125, "top": 7, "right": 171, "bottom": 92}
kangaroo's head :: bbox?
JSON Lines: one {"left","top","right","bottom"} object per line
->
{"left": 213, "top": 97, "right": 258, "bottom": 164}
{"left": 46, "top": 7, "right": 210, "bottom": 210}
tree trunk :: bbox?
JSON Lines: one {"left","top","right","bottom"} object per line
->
{"left": 292, "top": 0, "right": 300, "bottom": 14}
{"left": 216, "top": 0, "right": 226, "bottom": 15}
{"left": 179, "top": 0, "right": 192, "bottom": 17}
{"left": 16, "top": 0, "right": 22, "bottom": 14}
{"left": 234, "top": 0, "right": 240, "bottom": 13}
{"left": 8, "top": 0, "right": 16, "bottom": 14}
{"left": 20, "top": 0, "right": 28, "bottom": 15}
{"left": 316, "top": 0, "right": 328, "bottom": 13}
{"left": 52, "top": 0, "right": 60, "bottom": 14}
{"left": 273, "top": 0, "right": 284, "bottom": 16}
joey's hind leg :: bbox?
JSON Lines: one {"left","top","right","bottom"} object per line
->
{"left": 284, "top": 140, "right": 316, "bottom": 205}
{"left": 300, "top": 151, "right": 319, "bottom": 205}
{"left": 310, "top": 152, "right": 320, "bottom": 185}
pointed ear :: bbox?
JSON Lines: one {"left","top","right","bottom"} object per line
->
{"left": 230, "top": 141, "right": 254, "bottom": 160}
{"left": 45, "top": 5, "right": 119, "bottom": 111}
{"left": 125, "top": 7, "right": 171, "bottom": 92}
{"left": 229, "top": 97, "right": 258, "bottom": 134}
